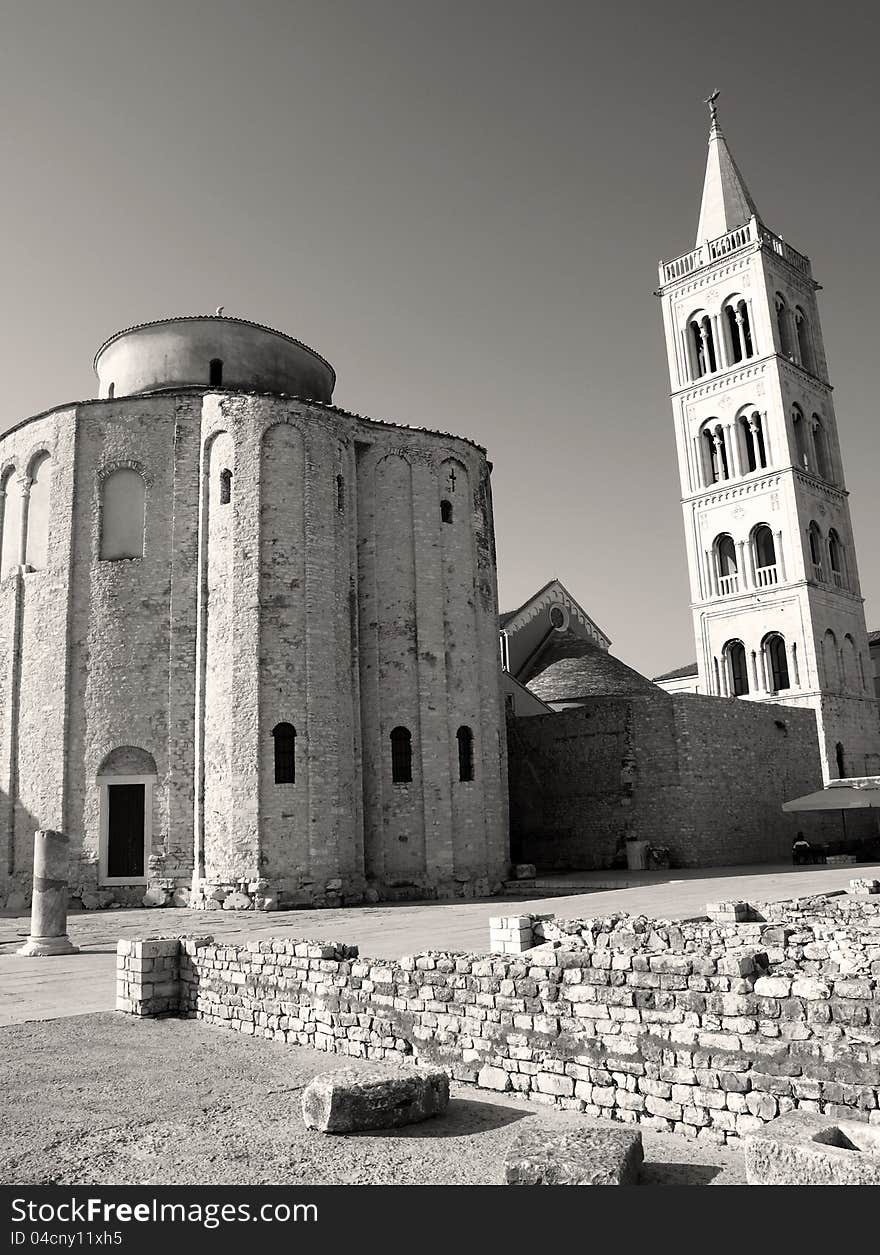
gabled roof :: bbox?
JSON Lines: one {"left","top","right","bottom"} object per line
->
{"left": 867, "top": 629, "right": 880, "bottom": 646}
{"left": 695, "top": 106, "right": 760, "bottom": 246}
{"left": 525, "top": 631, "right": 655, "bottom": 703}
{"left": 498, "top": 578, "right": 611, "bottom": 650}
{"left": 652, "top": 661, "right": 699, "bottom": 683}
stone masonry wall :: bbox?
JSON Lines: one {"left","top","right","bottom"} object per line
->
{"left": 508, "top": 690, "right": 846, "bottom": 871}
{"left": 118, "top": 896, "right": 880, "bottom": 1147}
{"left": 1, "top": 386, "right": 508, "bottom": 910}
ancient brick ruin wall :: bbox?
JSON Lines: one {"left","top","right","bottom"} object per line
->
{"left": 0, "top": 409, "right": 78, "bottom": 904}
{"left": 508, "top": 690, "right": 846, "bottom": 871}
{"left": 0, "top": 388, "right": 508, "bottom": 910}
{"left": 118, "top": 897, "right": 880, "bottom": 1146}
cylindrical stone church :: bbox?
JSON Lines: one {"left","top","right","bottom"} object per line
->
{"left": 0, "top": 315, "right": 509, "bottom": 910}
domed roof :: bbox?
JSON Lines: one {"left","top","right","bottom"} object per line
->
{"left": 93, "top": 314, "right": 335, "bottom": 402}
{"left": 525, "top": 632, "right": 656, "bottom": 703}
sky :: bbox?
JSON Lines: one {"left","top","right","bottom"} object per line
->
{"left": 1, "top": 0, "right": 878, "bottom": 679}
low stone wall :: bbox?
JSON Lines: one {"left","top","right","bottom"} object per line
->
{"left": 117, "top": 898, "right": 880, "bottom": 1145}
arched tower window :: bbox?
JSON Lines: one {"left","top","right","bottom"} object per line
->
{"left": 792, "top": 406, "right": 810, "bottom": 471}
{"left": 739, "top": 411, "right": 767, "bottom": 473}
{"left": 209, "top": 358, "right": 223, "bottom": 387}
{"left": 219, "top": 468, "right": 232, "bottom": 505}
{"left": 808, "top": 522, "right": 824, "bottom": 581}
{"left": 843, "top": 634, "right": 858, "bottom": 691}
{"left": 723, "top": 298, "right": 754, "bottom": 364}
{"left": 714, "top": 533, "right": 738, "bottom": 595}
{"left": 775, "top": 294, "right": 794, "bottom": 359}
{"left": 724, "top": 640, "right": 749, "bottom": 696}
{"left": 811, "top": 416, "right": 831, "bottom": 481}
{"left": 689, "top": 314, "right": 717, "bottom": 378}
{"left": 100, "top": 467, "right": 146, "bottom": 560}
{"left": 764, "top": 633, "right": 790, "bottom": 693}
{"left": 828, "top": 529, "right": 846, "bottom": 589}
{"left": 753, "top": 525, "right": 777, "bottom": 586}
{"left": 272, "top": 723, "right": 296, "bottom": 784}
{"left": 440, "top": 499, "right": 453, "bottom": 524}
{"left": 390, "top": 726, "right": 413, "bottom": 783}
{"left": 24, "top": 452, "right": 51, "bottom": 570}
{"left": 107, "top": 382, "right": 115, "bottom": 399}
{"left": 823, "top": 629, "right": 841, "bottom": 689}
{"left": 836, "top": 741, "right": 846, "bottom": 779}
{"left": 795, "top": 307, "right": 814, "bottom": 372}
{"left": 702, "top": 422, "right": 729, "bottom": 484}
{"left": 456, "top": 725, "right": 474, "bottom": 782}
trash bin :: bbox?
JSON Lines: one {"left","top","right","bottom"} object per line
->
{"left": 625, "top": 840, "right": 650, "bottom": 871}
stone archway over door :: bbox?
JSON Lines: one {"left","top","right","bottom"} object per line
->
{"left": 97, "top": 746, "right": 158, "bottom": 885}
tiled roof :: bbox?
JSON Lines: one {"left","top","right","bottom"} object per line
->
{"left": 868, "top": 629, "right": 880, "bottom": 646}
{"left": 652, "top": 661, "right": 699, "bottom": 683}
{"left": 525, "top": 632, "right": 655, "bottom": 703}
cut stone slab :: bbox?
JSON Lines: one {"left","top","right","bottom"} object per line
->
{"left": 302, "top": 1064, "right": 450, "bottom": 1133}
{"left": 706, "top": 900, "right": 751, "bottom": 922}
{"left": 745, "top": 1110, "right": 880, "bottom": 1185}
{"left": 505, "top": 1121, "right": 643, "bottom": 1185}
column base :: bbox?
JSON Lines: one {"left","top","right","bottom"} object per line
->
{"left": 16, "top": 935, "right": 80, "bottom": 957}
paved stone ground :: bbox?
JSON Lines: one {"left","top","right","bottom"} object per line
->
{"left": 1, "top": 862, "right": 876, "bottom": 1025}
{"left": 0, "top": 1013, "right": 746, "bottom": 1186}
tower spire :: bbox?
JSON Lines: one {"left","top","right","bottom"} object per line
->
{"left": 695, "top": 92, "right": 759, "bottom": 246}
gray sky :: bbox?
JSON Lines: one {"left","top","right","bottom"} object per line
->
{"left": 1, "top": 0, "right": 877, "bottom": 678}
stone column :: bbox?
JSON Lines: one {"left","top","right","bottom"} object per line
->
{"left": 17, "top": 829, "right": 79, "bottom": 957}
{"left": 727, "top": 423, "right": 741, "bottom": 478}
{"left": 760, "top": 411, "right": 772, "bottom": 466}
{"left": 738, "top": 540, "right": 748, "bottom": 590}
{"left": 776, "top": 531, "right": 787, "bottom": 582}
{"left": 17, "top": 478, "right": 30, "bottom": 567}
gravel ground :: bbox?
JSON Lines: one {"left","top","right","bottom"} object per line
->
{"left": 0, "top": 1013, "right": 746, "bottom": 1185}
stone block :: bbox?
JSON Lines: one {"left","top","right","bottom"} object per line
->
{"left": 505, "top": 1121, "right": 643, "bottom": 1185}
{"left": 478, "top": 1064, "right": 511, "bottom": 1092}
{"left": 514, "top": 864, "right": 537, "bottom": 880}
{"left": 745, "top": 1111, "right": 880, "bottom": 1185}
{"left": 706, "top": 901, "right": 752, "bottom": 923}
{"left": 849, "top": 879, "right": 880, "bottom": 895}
{"left": 222, "top": 890, "right": 253, "bottom": 911}
{"left": 301, "top": 1064, "right": 449, "bottom": 1133}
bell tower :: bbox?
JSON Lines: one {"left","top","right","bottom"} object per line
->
{"left": 657, "top": 95, "right": 880, "bottom": 780}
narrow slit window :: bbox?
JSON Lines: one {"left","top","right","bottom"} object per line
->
{"left": 457, "top": 725, "right": 474, "bottom": 781}
{"left": 336, "top": 474, "right": 345, "bottom": 512}
{"left": 209, "top": 358, "right": 223, "bottom": 387}
{"left": 272, "top": 722, "right": 296, "bottom": 784}
{"left": 441, "top": 499, "right": 453, "bottom": 524}
{"left": 390, "top": 726, "right": 412, "bottom": 783}
{"left": 219, "top": 468, "right": 232, "bottom": 505}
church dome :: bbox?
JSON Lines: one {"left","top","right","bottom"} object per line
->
{"left": 93, "top": 315, "right": 335, "bottom": 402}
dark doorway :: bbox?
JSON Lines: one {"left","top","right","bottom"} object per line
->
{"left": 107, "top": 783, "right": 145, "bottom": 877}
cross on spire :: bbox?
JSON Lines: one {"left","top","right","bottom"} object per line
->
{"left": 704, "top": 89, "right": 720, "bottom": 127}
